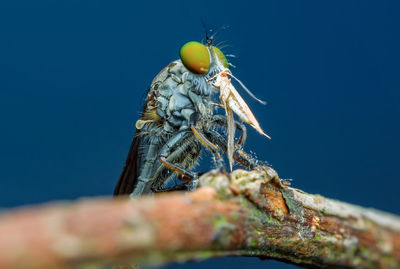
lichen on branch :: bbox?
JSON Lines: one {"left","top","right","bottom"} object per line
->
{"left": 0, "top": 169, "right": 399, "bottom": 269}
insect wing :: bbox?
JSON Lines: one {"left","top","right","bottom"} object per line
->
{"left": 114, "top": 86, "right": 155, "bottom": 196}
{"left": 113, "top": 131, "right": 142, "bottom": 196}
{"left": 114, "top": 63, "right": 175, "bottom": 196}
{"left": 227, "top": 80, "right": 270, "bottom": 139}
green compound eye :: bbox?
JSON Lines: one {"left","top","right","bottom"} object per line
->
{"left": 212, "top": 46, "right": 229, "bottom": 69}
{"left": 180, "top": 41, "right": 210, "bottom": 74}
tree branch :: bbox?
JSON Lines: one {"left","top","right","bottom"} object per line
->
{"left": 1, "top": 169, "right": 399, "bottom": 269}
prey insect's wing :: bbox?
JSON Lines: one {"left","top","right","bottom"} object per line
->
{"left": 113, "top": 131, "right": 142, "bottom": 196}
{"left": 213, "top": 72, "right": 270, "bottom": 169}
{"left": 228, "top": 80, "right": 270, "bottom": 139}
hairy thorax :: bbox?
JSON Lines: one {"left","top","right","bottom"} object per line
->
{"left": 141, "top": 60, "right": 216, "bottom": 135}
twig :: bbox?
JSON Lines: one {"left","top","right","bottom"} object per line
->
{"left": 0, "top": 169, "right": 399, "bottom": 269}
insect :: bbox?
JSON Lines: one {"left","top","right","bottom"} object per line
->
{"left": 209, "top": 70, "right": 271, "bottom": 170}
{"left": 114, "top": 34, "right": 270, "bottom": 197}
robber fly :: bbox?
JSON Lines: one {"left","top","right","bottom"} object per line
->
{"left": 114, "top": 34, "right": 270, "bottom": 197}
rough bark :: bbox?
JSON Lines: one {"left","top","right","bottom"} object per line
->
{"left": 0, "top": 169, "right": 399, "bottom": 269}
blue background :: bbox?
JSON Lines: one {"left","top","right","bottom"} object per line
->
{"left": 1, "top": 1, "right": 399, "bottom": 268}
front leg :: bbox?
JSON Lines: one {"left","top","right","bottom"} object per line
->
{"left": 190, "top": 125, "right": 225, "bottom": 170}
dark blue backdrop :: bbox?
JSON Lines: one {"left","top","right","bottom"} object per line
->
{"left": 1, "top": 1, "right": 399, "bottom": 268}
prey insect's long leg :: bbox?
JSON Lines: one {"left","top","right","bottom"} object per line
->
{"left": 212, "top": 114, "right": 248, "bottom": 149}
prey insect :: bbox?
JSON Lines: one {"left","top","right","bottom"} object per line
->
{"left": 209, "top": 71, "right": 270, "bottom": 170}
{"left": 114, "top": 33, "right": 270, "bottom": 197}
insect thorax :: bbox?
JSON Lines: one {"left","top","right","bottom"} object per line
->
{"left": 140, "top": 60, "right": 220, "bottom": 135}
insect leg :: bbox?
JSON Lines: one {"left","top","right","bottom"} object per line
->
{"left": 152, "top": 136, "right": 201, "bottom": 192}
{"left": 205, "top": 129, "right": 257, "bottom": 170}
{"left": 212, "top": 114, "right": 247, "bottom": 149}
{"left": 130, "top": 136, "right": 160, "bottom": 197}
{"left": 190, "top": 125, "right": 225, "bottom": 169}
{"left": 159, "top": 131, "right": 192, "bottom": 158}
{"left": 130, "top": 130, "right": 191, "bottom": 193}
{"left": 154, "top": 157, "right": 198, "bottom": 192}
{"left": 211, "top": 114, "right": 265, "bottom": 170}
{"left": 152, "top": 181, "right": 193, "bottom": 192}
{"left": 160, "top": 156, "right": 197, "bottom": 179}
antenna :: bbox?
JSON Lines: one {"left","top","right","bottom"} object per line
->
{"left": 201, "top": 20, "right": 212, "bottom": 45}
{"left": 229, "top": 73, "right": 267, "bottom": 105}
{"left": 201, "top": 22, "right": 230, "bottom": 46}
